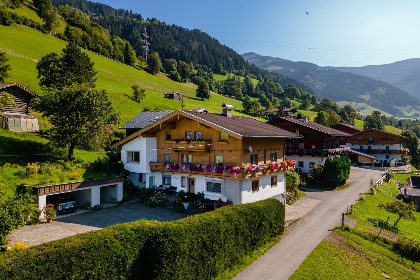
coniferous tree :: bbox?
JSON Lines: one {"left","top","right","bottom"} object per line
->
{"left": 0, "top": 51, "right": 11, "bottom": 83}
{"left": 196, "top": 78, "right": 210, "bottom": 101}
{"left": 147, "top": 53, "right": 162, "bottom": 74}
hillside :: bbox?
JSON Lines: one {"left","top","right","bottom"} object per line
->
{"left": 0, "top": 23, "right": 253, "bottom": 127}
{"left": 49, "top": 0, "right": 315, "bottom": 96}
{"left": 242, "top": 52, "right": 419, "bottom": 115}
{"left": 332, "top": 58, "right": 420, "bottom": 101}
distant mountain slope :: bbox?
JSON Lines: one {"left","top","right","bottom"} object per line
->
{"left": 50, "top": 0, "right": 315, "bottom": 95}
{"left": 243, "top": 52, "right": 419, "bottom": 115}
{"left": 331, "top": 58, "right": 420, "bottom": 100}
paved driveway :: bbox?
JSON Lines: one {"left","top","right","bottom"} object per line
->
{"left": 233, "top": 167, "right": 384, "bottom": 280}
{"left": 9, "top": 201, "right": 188, "bottom": 246}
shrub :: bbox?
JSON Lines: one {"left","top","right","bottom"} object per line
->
{"left": 0, "top": 199, "right": 284, "bottom": 279}
{"left": 286, "top": 170, "right": 300, "bottom": 192}
{"left": 323, "top": 157, "right": 351, "bottom": 188}
{"left": 394, "top": 237, "right": 420, "bottom": 261}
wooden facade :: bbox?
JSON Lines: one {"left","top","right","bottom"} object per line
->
{"left": 164, "top": 92, "right": 181, "bottom": 101}
{"left": 347, "top": 129, "right": 404, "bottom": 145}
{"left": 151, "top": 118, "right": 287, "bottom": 167}
{"left": 0, "top": 84, "right": 38, "bottom": 115}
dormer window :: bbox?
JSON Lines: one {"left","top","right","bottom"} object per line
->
{"left": 220, "top": 131, "right": 227, "bottom": 141}
{"left": 195, "top": 131, "right": 202, "bottom": 140}
{"left": 250, "top": 154, "right": 258, "bottom": 165}
{"left": 165, "top": 132, "right": 171, "bottom": 140}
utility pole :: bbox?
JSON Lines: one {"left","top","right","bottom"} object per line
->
{"left": 181, "top": 93, "right": 184, "bottom": 110}
{"left": 141, "top": 26, "right": 150, "bottom": 63}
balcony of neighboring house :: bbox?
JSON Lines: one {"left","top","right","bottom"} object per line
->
{"left": 149, "top": 161, "right": 296, "bottom": 180}
{"left": 286, "top": 148, "right": 328, "bottom": 157}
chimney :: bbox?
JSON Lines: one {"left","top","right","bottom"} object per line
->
{"left": 222, "top": 103, "right": 233, "bottom": 118}
{"left": 303, "top": 116, "right": 309, "bottom": 122}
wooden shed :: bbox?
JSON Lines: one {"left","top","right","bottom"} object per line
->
{"left": 0, "top": 83, "right": 39, "bottom": 132}
{"left": 164, "top": 92, "right": 181, "bottom": 101}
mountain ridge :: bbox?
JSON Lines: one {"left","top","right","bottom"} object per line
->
{"left": 243, "top": 52, "right": 419, "bottom": 115}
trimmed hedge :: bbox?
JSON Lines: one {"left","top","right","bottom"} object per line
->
{"left": 0, "top": 199, "right": 284, "bottom": 280}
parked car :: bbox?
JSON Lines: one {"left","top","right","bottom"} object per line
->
{"left": 47, "top": 197, "right": 77, "bottom": 214}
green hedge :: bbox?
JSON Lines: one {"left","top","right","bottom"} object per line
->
{"left": 0, "top": 199, "right": 284, "bottom": 280}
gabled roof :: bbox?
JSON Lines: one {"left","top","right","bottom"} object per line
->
{"left": 265, "top": 109, "right": 280, "bottom": 113}
{"left": 112, "top": 110, "right": 301, "bottom": 148}
{"left": 269, "top": 117, "right": 351, "bottom": 137}
{"left": 349, "top": 148, "right": 376, "bottom": 159}
{"left": 351, "top": 128, "right": 405, "bottom": 139}
{"left": 332, "top": 123, "right": 363, "bottom": 135}
{"left": 283, "top": 108, "right": 297, "bottom": 112}
{"left": 0, "top": 83, "right": 39, "bottom": 98}
{"left": 120, "top": 108, "right": 208, "bottom": 129}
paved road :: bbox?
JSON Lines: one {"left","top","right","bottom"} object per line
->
{"left": 233, "top": 167, "right": 384, "bottom": 280}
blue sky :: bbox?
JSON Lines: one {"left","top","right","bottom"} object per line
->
{"left": 97, "top": 0, "right": 420, "bottom": 67}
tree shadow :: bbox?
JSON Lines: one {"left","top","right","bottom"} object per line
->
{"left": 367, "top": 217, "right": 400, "bottom": 234}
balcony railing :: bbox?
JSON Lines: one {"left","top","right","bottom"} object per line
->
{"left": 163, "top": 139, "right": 211, "bottom": 152}
{"left": 149, "top": 161, "right": 296, "bottom": 180}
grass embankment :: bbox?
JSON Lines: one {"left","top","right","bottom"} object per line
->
{"left": 291, "top": 226, "right": 420, "bottom": 279}
{"left": 0, "top": 23, "right": 247, "bottom": 127}
{"left": 349, "top": 174, "right": 420, "bottom": 241}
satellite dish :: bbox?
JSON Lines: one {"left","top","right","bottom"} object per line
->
{"left": 249, "top": 146, "right": 253, "bottom": 153}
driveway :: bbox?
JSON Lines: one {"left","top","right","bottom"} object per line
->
{"left": 9, "top": 201, "right": 188, "bottom": 246}
{"left": 233, "top": 167, "right": 384, "bottom": 280}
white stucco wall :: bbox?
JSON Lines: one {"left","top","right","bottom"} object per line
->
{"left": 287, "top": 155, "right": 325, "bottom": 173}
{"left": 121, "top": 137, "right": 157, "bottom": 173}
{"left": 346, "top": 143, "right": 403, "bottom": 162}
{"left": 240, "top": 173, "right": 285, "bottom": 204}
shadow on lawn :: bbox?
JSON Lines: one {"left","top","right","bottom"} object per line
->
{"left": 367, "top": 217, "right": 400, "bottom": 234}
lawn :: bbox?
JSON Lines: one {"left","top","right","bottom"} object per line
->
{"left": 290, "top": 226, "right": 420, "bottom": 279}
{"left": 349, "top": 174, "right": 420, "bottom": 241}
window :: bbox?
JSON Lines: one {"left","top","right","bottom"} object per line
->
{"left": 386, "top": 155, "right": 390, "bottom": 159}
{"left": 188, "top": 154, "right": 193, "bottom": 163}
{"left": 162, "top": 175, "right": 171, "bottom": 185}
{"left": 298, "top": 161, "right": 304, "bottom": 168}
{"left": 368, "top": 146, "right": 371, "bottom": 150}
{"left": 165, "top": 132, "right": 171, "bottom": 140}
{"left": 357, "top": 137, "right": 362, "bottom": 141}
{"left": 382, "top": 136, "right": 388, "bottom": 140}
{"left": 250, "top": 154, "right": 258, "bottom": 165}
{"left": 219, "top": 131, "right": 227, "bottom": 141}
{"left": 270, "top": 152, "right": 277, "bottom": 162}
{"left": 215, "top": 156, "right": 223, "bottom": 166}
{"left": 311, "top": 145, "right": 316, "bottom": 149}
{"left": 185, "top": 131, "right": 193, "bottom": 140}
{"left": 138, "top": 173, "right": 143, "bottom": 183}
{"left": 165, "top": 153, "right": 171, "bottom": 163}
{"left": 386, "top": 146, "right": 390, "bottom": 151}
{"left": 181, "top": 176, "right": 186, "bottom": 188}
{"left": 182, "top": 154, "right": 187, "bottom": 163}
{"left": 194, "top": 131, "right": 202, "bottom": 140}
{"left": 360, "top": 146, "right": 363, "bottom": 150}
{"left": 252, "top": 180, "right": 259, "bottom": 192}
{"left": 271, "top": 176, "right": 277, "bottom": 187}
{"left": 369, "top": 137, "right": 374, "bottom": 141}
{"left": 127, "top": 151, "right": 140, "bottom": 162}
{"left": 206, "top": 181, "right": 222, "bottom": 193}
{"left": 309, "top": 162, "right": 315, "bottom": 169}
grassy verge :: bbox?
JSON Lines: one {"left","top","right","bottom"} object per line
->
{"left": 349, "top": 174, "right": 420, "bottom": 241}
{"left": 290, "top": 226, "right": 420, "bottom": 279}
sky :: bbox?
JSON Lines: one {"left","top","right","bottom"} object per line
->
{"left": 97, "top": 0, "right": 420, "bottom": 67}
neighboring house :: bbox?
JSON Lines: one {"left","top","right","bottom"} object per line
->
{"left": 332, "top": 123, "right": 363, "bottom": 135}
{"left": 0, "top": 83, "right": 39, "bottom": 132}
{"left": 345, "top": 129, "right": 407, "bottom": 165}
{"left": 283, "top": 107, "right": 297, "bottom": 116}
{"left": 117, "top": 108, "right": 208, "bottom": 186}
{"left": 113, "top": 105, "right": 302, "bottom": 204}
{"left": 265, "top": 108, "right": 279, "bottom": 119}
{"left": 404, "top": 176, "right": 420, "bottom": 210}
{"left": 164, "top": 92, "right": 181, "bottom": 101}
{"left": 268, "top": 117, "right": 352, "bottom": 173}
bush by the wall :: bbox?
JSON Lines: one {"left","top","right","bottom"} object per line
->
{"left": 323, "top": 157, "right": 351, "bottom": 188}
{"left": 393, "top": 237, "right": 420, "bottom": 261}
{"left": 0, "top": 199, "right": 285, "bottom": 280}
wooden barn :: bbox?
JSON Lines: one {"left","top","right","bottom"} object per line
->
{"left": 0, "top": 83, "right": 39, "bottom": 132}
{"left": 164, "top": 92, "right": 181, "bottom": 101}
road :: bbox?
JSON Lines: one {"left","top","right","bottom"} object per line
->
{"left": 233, "top": 167, "right": 384, "bottom": 280}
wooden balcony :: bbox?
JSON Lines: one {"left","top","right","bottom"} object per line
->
{"left": 149, "top": 161, "right": 296, "bottom": 180}
{"left": 32, "top": 175, "right": 125, "bottom": 195}
{"left": 163, "top": 139, "right": 211, "bottom": 152}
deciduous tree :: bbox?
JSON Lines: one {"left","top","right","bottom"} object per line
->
{"left": 196, "top": 78, "right": 210, "bottom": 101}
{"left": 379, "top": 199, "right": 417, "bottom": 227}
{"left": 132, "top": 85, "right": 146, "bottom": 103}
{"left": 34, "top": 86, "right": 119, "bottom": 161}
{"left": 147, "top": 52, "right": 162, "bottom": 74}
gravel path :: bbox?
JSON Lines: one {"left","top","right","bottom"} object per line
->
{"left": 9, "top": 201, "right": 188, "bottom": 246}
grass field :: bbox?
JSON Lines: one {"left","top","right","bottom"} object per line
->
{"left": 0, "top": 24, "right": 248, "bottom": 127}
{"left": 336, "top": 101, "right": 393, "bottom": 118}
{"left": 349, "top": 174, "right": 420, "bottom": 241}
{"left": 290, "top": 226, "right": 420, "bottom": 279}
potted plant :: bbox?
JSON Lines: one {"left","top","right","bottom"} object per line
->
{"left": 43, "top": 203, "right": 57, "bottom": 223}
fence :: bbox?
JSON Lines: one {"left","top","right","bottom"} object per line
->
{"left": 345, "top": 168, "right": 420, "bottom": 241}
